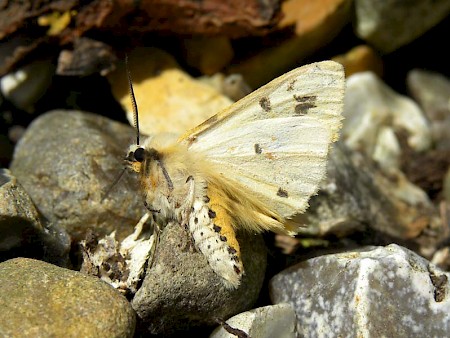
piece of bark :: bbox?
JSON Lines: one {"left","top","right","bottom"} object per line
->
{"left": 0, "top": 0, "right": 282, "bottom": 76}
{"left": 108, "top": 0, "right": 283, "bottom": 37}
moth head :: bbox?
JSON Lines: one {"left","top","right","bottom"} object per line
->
{"left": 125, "top": 144, "right": 161, "bottom": 174}
{"left": 125, "top": 144, "right": 146, "bottom": 173}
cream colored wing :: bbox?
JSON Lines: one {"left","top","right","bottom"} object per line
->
{"left": 179, "top": 61, "right": 345, "bottom": 219}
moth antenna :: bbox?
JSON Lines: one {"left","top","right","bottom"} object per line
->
{"left": 101, "top": 167, "right": 127, "bottom": 202}
{"left": 126, "top": 54, "right": 140, "bottom": 145}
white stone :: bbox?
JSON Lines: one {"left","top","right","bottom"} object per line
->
{"left": 270, "top": 244, "right": 450, "bottom": 337}
{"left": 343, "top": 72, "right": 432, "bottom": 169}
{"left": 372, "top": 126, "right": 401, "bottom": 169}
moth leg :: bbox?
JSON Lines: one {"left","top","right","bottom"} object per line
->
{"left": 147, "top": 220, "right": 161, "bottom": 270}
{"left": 181, "top": 175, "right": 196, "bottom": 223}
{"left": 177, "top": 175, "right": 197, "bottom": 251}
{"left": 132, "top": 212, "right": 151, "bottom": 239}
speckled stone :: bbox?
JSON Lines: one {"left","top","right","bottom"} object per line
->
{"left": 9, "top": 110, "right": 143, "bottom": 240}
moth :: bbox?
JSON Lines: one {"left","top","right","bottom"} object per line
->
{"left": 125, "top": 61, "right": 345, "bottom": 288}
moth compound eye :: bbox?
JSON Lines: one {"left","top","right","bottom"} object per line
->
{"left": 134, "top": 147, "right": 145, "bottom": 162}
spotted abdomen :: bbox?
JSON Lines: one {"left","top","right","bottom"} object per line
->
{"left": 188, "top": 189, "right": 243, "bottom": 288}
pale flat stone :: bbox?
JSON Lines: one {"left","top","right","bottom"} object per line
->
{"left": 107, "top": 47, "right": 232, "bottom": 137}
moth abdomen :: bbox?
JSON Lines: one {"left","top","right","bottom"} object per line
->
{"left": 188, "top": 191, "right": 243, "bottom": 288}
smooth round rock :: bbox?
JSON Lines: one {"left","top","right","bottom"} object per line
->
{"left": 10, "top": 110, "right": 143, "bottom": 241}
{"left": 0, "top": 258, "right": 136, "bottom": 337}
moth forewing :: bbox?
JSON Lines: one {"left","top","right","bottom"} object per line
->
{"left": 179, "top": 61, "right": 344, "bottom": 145}
{"left": 179, "top": 61, "right": 345, "bottom": 222}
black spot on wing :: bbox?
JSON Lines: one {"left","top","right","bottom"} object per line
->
{"left": 254, "top": 143, "right": 262, "bottom": 154}
{"left": 220, "top": 235, "right": 227, "bottom": 242}
{"left": 208, "top": 209, "right": 216, "bottom": 219}
{"left": 233, "top": 265, "right": 241, "bottom": 274}
{"left": 295, "top": 103, "right": 316, "bottom": 116}
{"left": 277, "top": 188, "right": 288, "bottom": 198}
{"left": 213, "top": 224, "right": 221, "bottom": 232}
{"left": 293, "top": 95, "right": 317, "bottom": 116}
{"left": 259, "top": 97, "right": 271, "bottom": 112}
{"left": 228, "top": 246, "right": 237, "bottom": 254}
